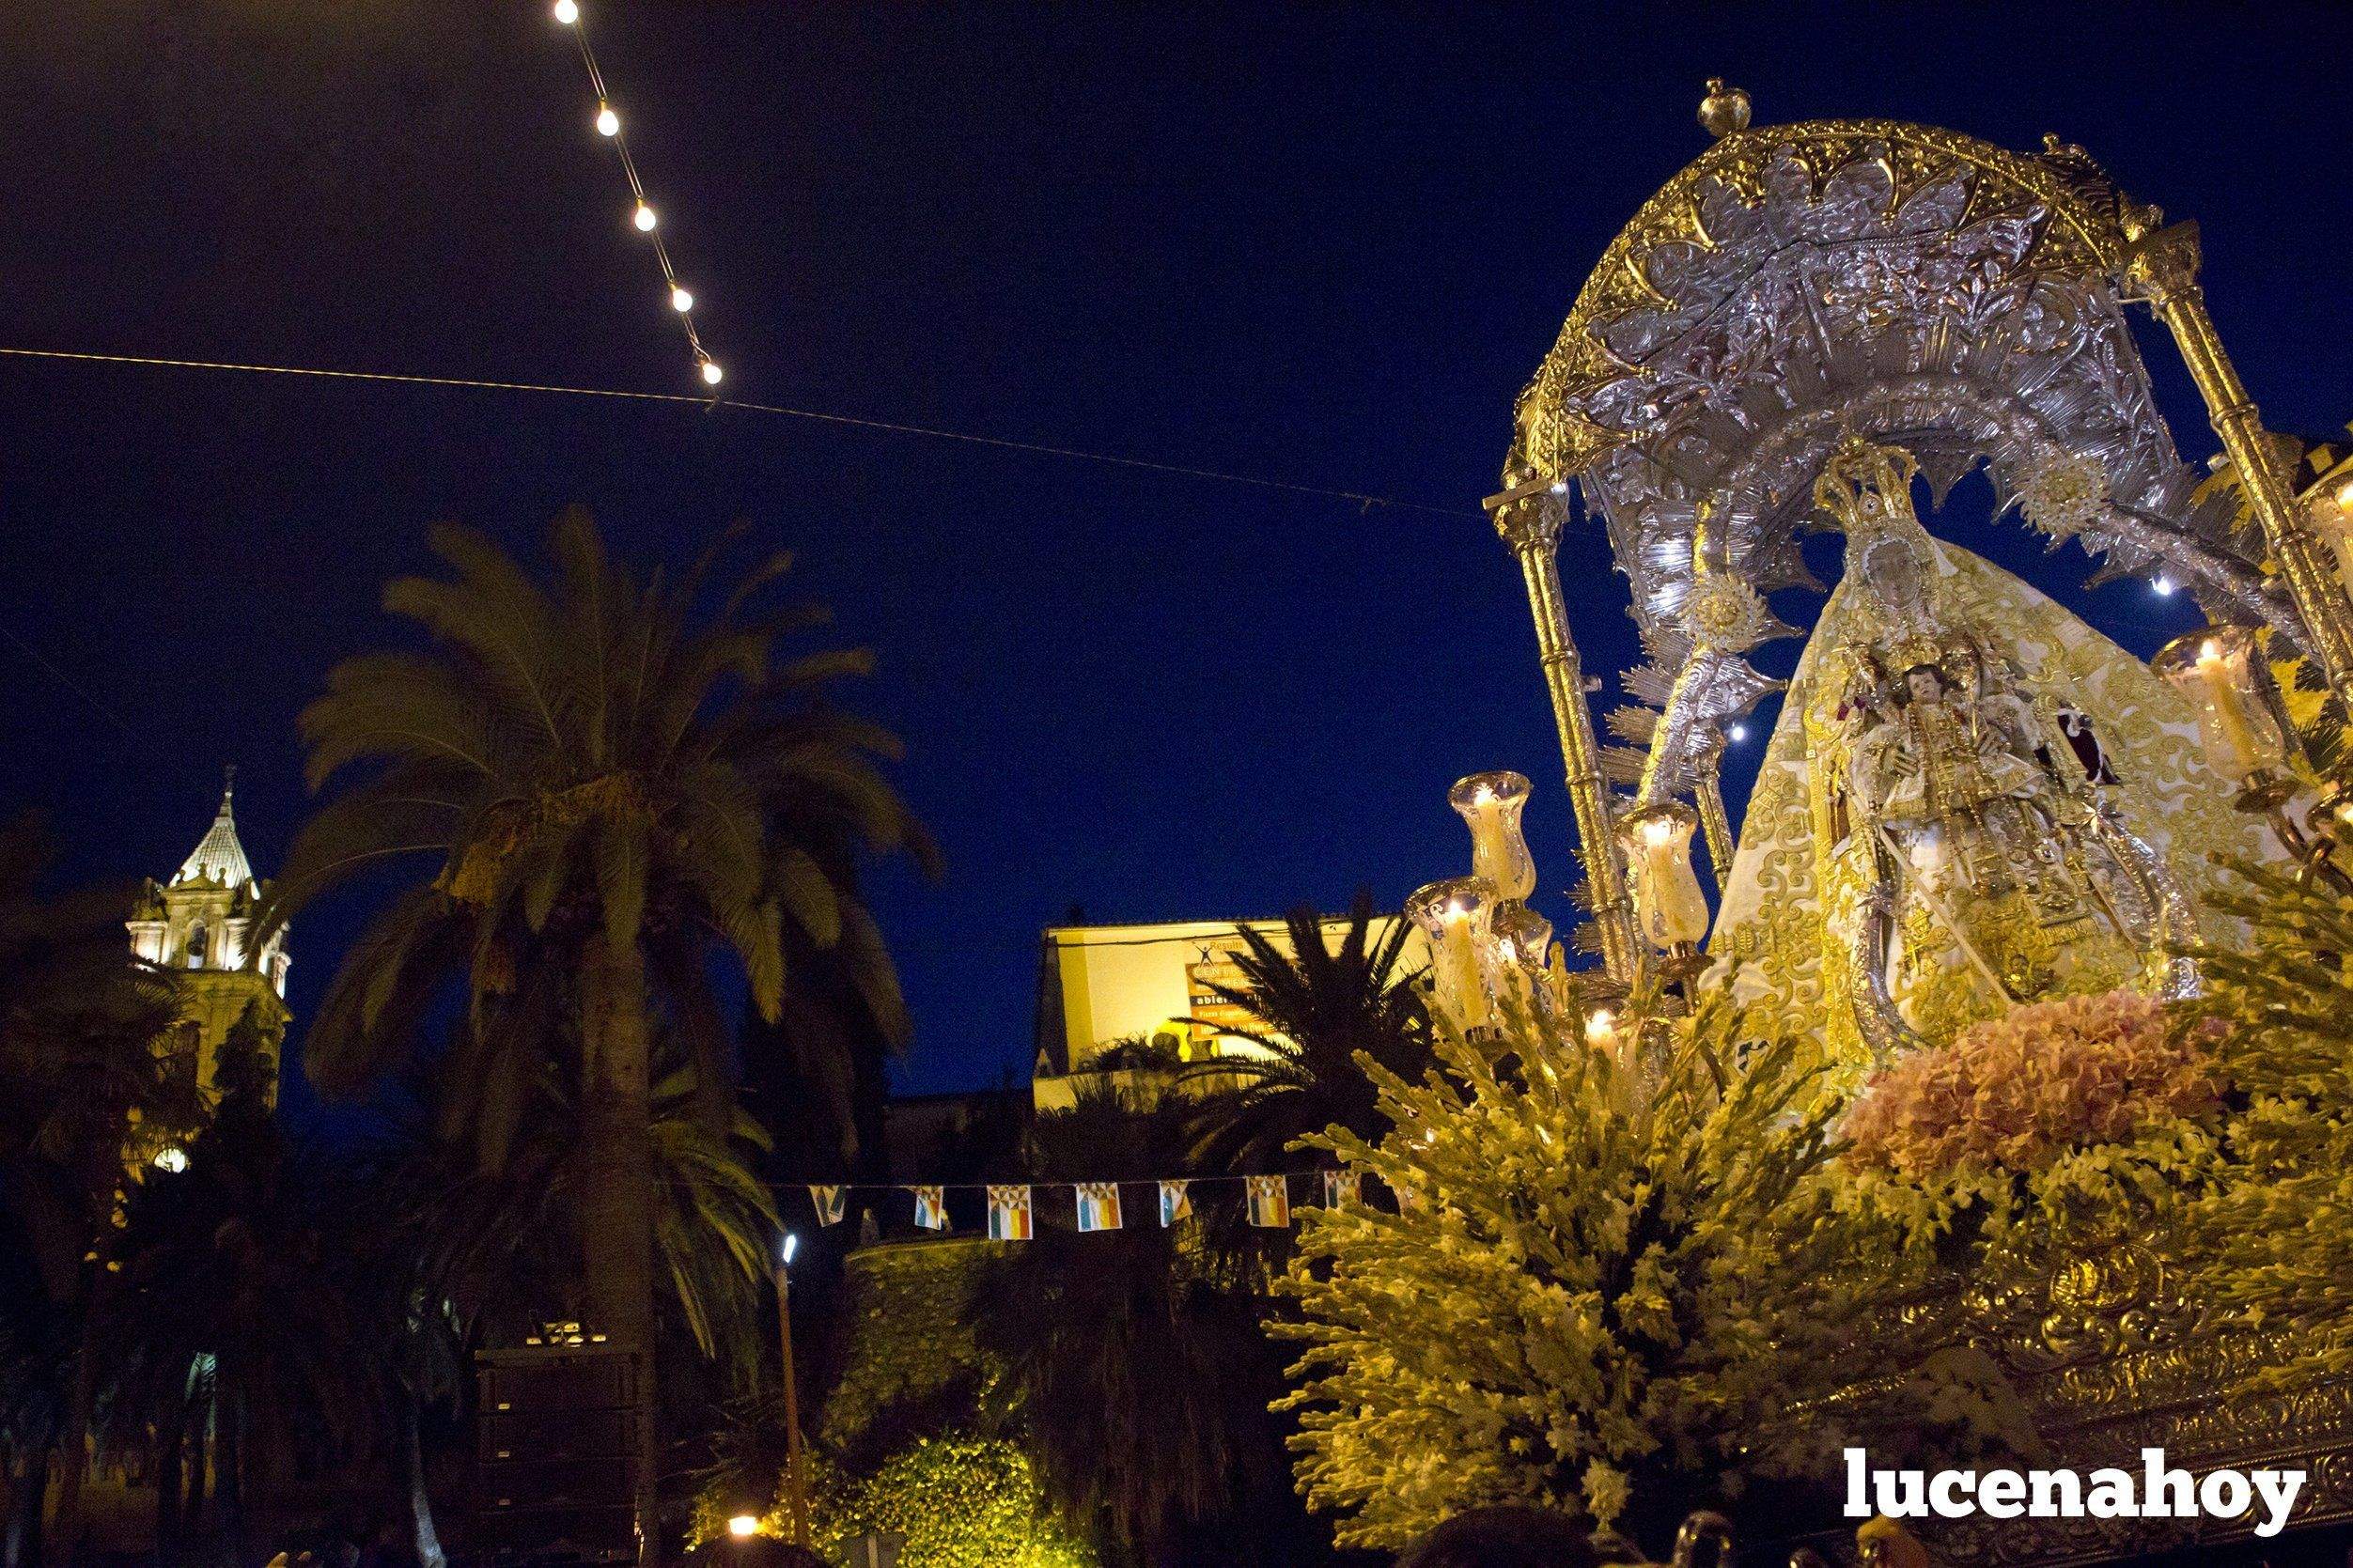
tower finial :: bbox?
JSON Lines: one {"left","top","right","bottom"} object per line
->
{"left": 221, "top": 764, "right": 236, "bottom": 813}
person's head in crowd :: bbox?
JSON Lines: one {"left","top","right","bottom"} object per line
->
{"left": 1395, "top": 1505, "right": 1603, "bottom": 1568}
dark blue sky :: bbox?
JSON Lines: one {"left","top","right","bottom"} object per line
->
{"left": 2, "top": 4, "right": 2346, "bottom": 1118}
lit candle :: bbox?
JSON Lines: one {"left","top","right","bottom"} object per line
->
{"left": 1619, "top": 803, "right": 1710, "bottom": 949}
{"left": 2198, "top": 638, "right": 2264, "bottom": 780}
{"left": 1406, "top": 877, "right": 1495, "bottom": 1032}
{"left": 1583, "top": 1005, "right": 1621, "bottom": 1060}
{"left": 1449, "top": 771, "right": 1535, "bottom": 900}
{"left": 2154, "top": 626, "right": 2283, "bottom": 785}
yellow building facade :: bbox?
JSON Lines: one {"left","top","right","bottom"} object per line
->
{"left": 1031, "top": 913, "right": 1425, "bottom": 1112}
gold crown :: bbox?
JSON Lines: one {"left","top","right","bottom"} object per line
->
{"left": 1813, "top": 435, "right": 1923, "bottom": 538}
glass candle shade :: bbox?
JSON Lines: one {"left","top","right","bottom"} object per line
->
{"left": 2310, "top": 488, "right": 2353, "bottom": 598}
{"left": 1487, "top": 902, "right": 1555, "bottom": 1020}
{"left": 1449, "top": 770, "right": 1536, "bottom": 901}
{"left": 2153, "top": 626, "right": 2287, "bottom": 786}
{"left": 1617, "top": 801, "right": 1711, "bottom": 950}
{"left": 1406, "top": 876, "right": 1497, "bottom": 1033}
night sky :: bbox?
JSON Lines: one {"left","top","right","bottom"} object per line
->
{"left": 3, "top": 4, "right": 2348, "bottom": 1128}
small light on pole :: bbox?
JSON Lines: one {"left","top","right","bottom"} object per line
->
{"left": 725, "top": 1514, "right": 759, "bottom": 1539}
{"left": 775, "top": 1234, "right": 811, "bottom": 1546}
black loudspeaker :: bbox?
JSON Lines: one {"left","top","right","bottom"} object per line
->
{"left": 475, "top": 1341, "right": 644, "bottom": 1563}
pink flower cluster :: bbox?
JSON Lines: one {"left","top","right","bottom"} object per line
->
{"left": 1840, "top": 989, "right": 2220, "bottom": 1180}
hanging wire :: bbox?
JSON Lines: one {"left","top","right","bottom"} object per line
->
{"left": 551, "top": 0, "right": 723, "bottom": 386}
{"left": 0, "top": 347, "right": 1478, "bottom": 519}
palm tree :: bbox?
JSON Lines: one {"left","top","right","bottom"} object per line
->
{"left": 99, "top": 1005, "right": 381, "bottom": 1567}
{"left": 976, "top": 1083, "right": 1304, "bottom": 1565}
{"left": 1179, "top": 890, "right": 1429, "bottom": 1175}
{"left": 258, "top": 510, "right": 933, "bottom": 1557}
{"left": 0, "top": 815, "right": 191, "bottom": 1567}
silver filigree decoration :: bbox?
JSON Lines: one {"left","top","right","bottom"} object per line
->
{"left": 2019, "top": 449, "right": 2112, "bottom": 542}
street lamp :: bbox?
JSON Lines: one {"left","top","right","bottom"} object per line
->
{"left": 774, "top": 1234, "right": 811, "bottom": 1549}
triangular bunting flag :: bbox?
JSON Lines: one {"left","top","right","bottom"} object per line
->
{"left": 986, "top": 1185, "right": 1033, "bottom": 1241}
{"left": 1076, "top": 1181, "right": 1124, "bottom": 1233}
{"left": 1158, "top": 1179, "right": 1192, "bottom": 1228}
{"left": 1246, "top": 1174, "right": 1291, "bottom": 1229}
{"left": 810, "top": 1185, "right": 848, "bottom": 1227}
{"left": 1322, "top": 1170, "right": 1360, "bottom": 1208}
{"left": 911, "top": 1185, "right": 949, "bottom": 1233}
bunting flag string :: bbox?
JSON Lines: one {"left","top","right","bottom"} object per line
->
{"left": 793, "top": 1172, "right": 1393, "bottom": 1238}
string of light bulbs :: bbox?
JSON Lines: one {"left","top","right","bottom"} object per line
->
{"left": 549, "top": 0, "right": 724, "bottom": 389}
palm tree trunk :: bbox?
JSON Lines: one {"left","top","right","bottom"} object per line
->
{"left": 6, "top": 1434, "right": 53, "bottom": 1568}
{"left": 181, "top": 1412, "right": 206, "bottom": 1544}
{"left": 400, "top": 1395, "right": 447, "bottom": 1568}
{"left": 154, "top": 1405, "right": 184, "bottom": 1567}
{"left": 50, "top": 1317, "right": 99, "bottom": 1567}
{"left": 579, "top": 933, "right": 658, "bottom": 1566}
{"left": 214, "top": 1378, "right": 242, "bottom": 1567}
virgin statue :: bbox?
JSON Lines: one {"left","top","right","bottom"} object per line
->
{"left": 1711, "top": 438, "right": 2259, "bottom": 1068}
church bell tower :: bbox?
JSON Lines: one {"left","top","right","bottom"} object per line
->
{"left": 124, "top": 770, "right": 291, "bottom": 1103}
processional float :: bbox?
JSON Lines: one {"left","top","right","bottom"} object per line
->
{"left": 1403, "top": 85, "right": 2353, "bottom": 1564}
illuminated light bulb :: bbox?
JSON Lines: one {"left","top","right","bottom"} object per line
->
{"left": 2153, "top": 574, "right": 2175, "bottom": 597}
{"left": 596, "top": 102, "right": 619, "bottom": 137}
{"left": 632, "top": 201, "right": 657, "bottom": 232}
{"left": 726, "top": 1515, "right": 758, "bottom": 1539}
{"left": 553, "top": 0, "right": 579, "bottom": 22}
{"left": 700, "top": 358, "right": 724, "bottom": 386}
{"left": 1728, "top": 723, "right": 1748, "bottom": 743}
{"left": 152, "top": 1146, "right": 188, "bottom": 1173}
{"left": 1548, "top": 480, "right": 1568, "bottom": 495}
{"left": 670, "top": 285, "right": 693, "bottom": 312}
